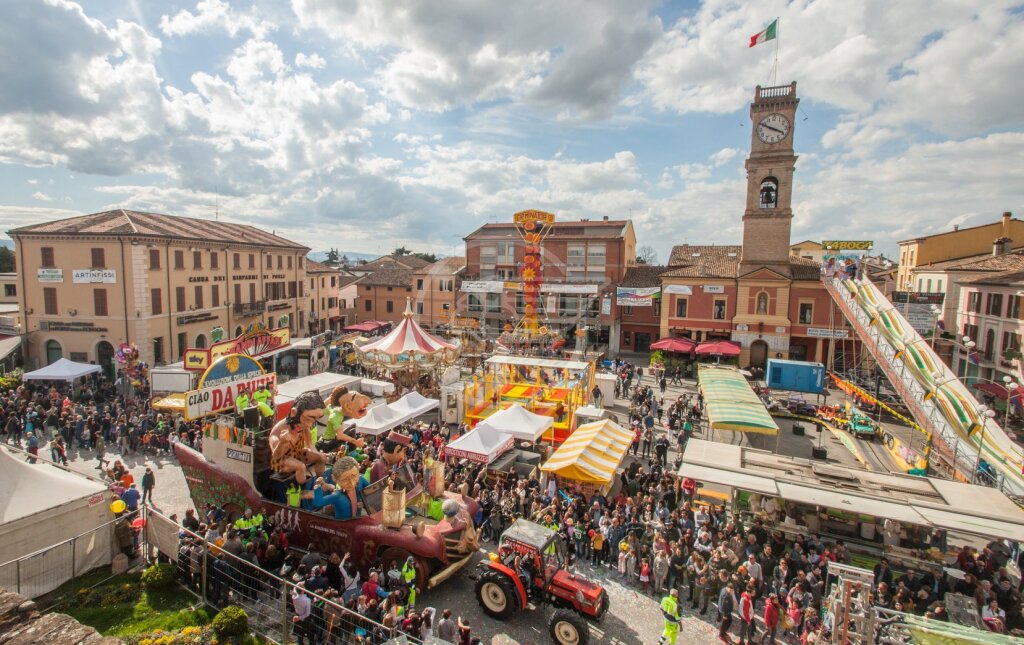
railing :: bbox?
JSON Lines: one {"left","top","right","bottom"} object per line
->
{"left": 0, "top": 515, "right": 120, "bottom": 601}
{"left": 233, "top": 300, "right": 267, "bottom": 317}
{"left": 143, "top": 507, "right": 422, "bottom": 645}
{"left": 756, "top": 82, "right": 795, "bottom": 99}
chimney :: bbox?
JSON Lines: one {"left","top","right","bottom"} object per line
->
{"left": 993, "top": 236, "right": 1013, "bottom": 256}
{"left": 603, "top": 215, "right": 609, "bottom": 221}
{"left": 953, "top": 225, "right": 959, "bottom": 231}
{"left": 1002, "top": 211, "right": 1013, "bottom": 236}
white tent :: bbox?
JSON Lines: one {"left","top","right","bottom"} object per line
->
{"left": 23, "top": 358, "right": 102, "bottom": 382}
{"left": 276, "top": 373, "right": 362, "bottom": 405}
{"left": 476, "top": 403, "right": 553, "bottom": 442}
{"left": 388, "top": 391, "right": 439, "bottom": 419}
{"left": 0, "top": 447, "right": 114, "bottom": 597}
{"left": 444, "top": 426, "right": 514, "bottom": 464}
{"left": 355, "top": 403, "right": 408, "bottom": 436}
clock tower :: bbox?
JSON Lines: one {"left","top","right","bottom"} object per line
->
{"left": 739, "top": 81, "right": 800, "bottom": 276}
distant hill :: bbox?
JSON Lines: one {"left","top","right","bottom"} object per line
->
{"left": 308, "top": 250, "right": 380, "bottom": 264}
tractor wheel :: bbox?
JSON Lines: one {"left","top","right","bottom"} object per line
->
{"left": 475, "top": 570, "right": 519, "bottom": 619}
{"left": 549, "top": 608, "right": 589, "bottom": 645}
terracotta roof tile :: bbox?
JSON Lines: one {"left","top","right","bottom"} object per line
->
{"left": 620, "top": 264, "right": 666, "bottom": 287}
{"left": 664, "top": 245, "right": 742, "bottom": 278}
{"left": 466, "top": 219, "right": 630, "bottom": 239}
{"left": 960, "top": 268, "right": 1024, "bottom": 286}
{"left": 790, "top": 257, "right": 822, "bottom": 280}
{"left": 359, "top": 265, "right": 414, "bottom": 287}
{"left": 305, "top": 259, "right": 340, "bottom": 273}
{"left": 8, "top": 209, "right": 308, "bottom": 249}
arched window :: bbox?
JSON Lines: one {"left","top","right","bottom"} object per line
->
{"left": 756, "top": 292, "right": 769, "bottom": 315}
{"left": 45, "top": 340, "right": 62, "bottom": 365}
{"left": 759, "top": 177, "right": 779, "bottom": 209}
{"left": 195, "top": 334, "right": 207, "bottom": 349}
{"left": 234, "top": 326, "right": 243, "bottom": 337}
{"left": 985, "top": 328, "right": 996, "bottom": 361}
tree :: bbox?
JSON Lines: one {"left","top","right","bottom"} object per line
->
{"left": 636, "top": 245, "right": 658, "bottom": 265}
{"left": 413, "top": 252, "right": 438, "bottom": 263}
{"left": 392, "top": 246, "right": 411, "bottom": 256}
{"left": 325, "top": 248, "right": 340, "bottom": 264}
{"left": 0, "top": 247, "right": 14, "bottom": 273}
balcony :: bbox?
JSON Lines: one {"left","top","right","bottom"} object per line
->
{"left": 233, "top": 300, "right": 266, "bottom": 317}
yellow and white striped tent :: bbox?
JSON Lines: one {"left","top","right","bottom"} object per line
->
{"left": 540, "top": 419, "right": 633, "bottom": 484}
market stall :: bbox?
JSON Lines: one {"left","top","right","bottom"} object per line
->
{"left": 474, "top": 403, "right": 553, "bottom": 443}
{"left": 443, "top": 426, "right": 514, "bottom": 464}
{"left": 699, "top": 364, "right": 779, "bottom": 436}
{"left": 539, "top": 419, "right": 632, "bottom": 496}
{"left": 22, "top": 358, "right": 101, "bottom": 381}
{"left": 388, "top": 390, "right": 440, "bottom": 421}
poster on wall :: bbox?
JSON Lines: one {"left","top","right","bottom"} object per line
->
{"left": 822, "top": 241, "right": 873, "bottom": 279}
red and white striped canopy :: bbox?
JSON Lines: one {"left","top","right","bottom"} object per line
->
{"left": 360, "top": 301, "right": 457, "bottom": 356}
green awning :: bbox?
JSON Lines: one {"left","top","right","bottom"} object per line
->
{"left": 698, "top": 365, "right": 779, "bottom": 436}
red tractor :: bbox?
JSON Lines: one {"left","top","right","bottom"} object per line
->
{"left": 475, "top": 519, "right": 609, "bottom": 645}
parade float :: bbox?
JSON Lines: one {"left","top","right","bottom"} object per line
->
{"left": 176, "top": 352, "right": 480, "bottom": 589}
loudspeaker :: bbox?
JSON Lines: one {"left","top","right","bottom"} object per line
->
{"left": 243, "top": 406, "right": 260, "bottom": 429}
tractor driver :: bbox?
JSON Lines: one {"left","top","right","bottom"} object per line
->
{"left": 269, "top": 390, "right": 328, "bottom": 486}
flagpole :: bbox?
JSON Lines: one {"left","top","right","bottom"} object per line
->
{"left": 772, "top": 17, "right": 780, "bottom": 85}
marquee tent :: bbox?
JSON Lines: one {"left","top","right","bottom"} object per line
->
{"left": 354, "top": 403, "right": 408, "bottom": 436}
{"left": 698, "top": 365, "right": 779, "bottom": 436}
{"left": 540, "top": 419, "right": 633, "bottom": 486}
{"left": 476, "top": 403, "right": 553, "bottom": 442}
{"left": 22, "top": 358, "right": 102, "bottom": 382}
{"left": 444, "top": 426, "right": 514, "bottom": 464}
{"left": 388, "top": 391, "right": 440, "bottom": 419}
{"left": 0, "top": 447, "right": 113, "bottom": 598}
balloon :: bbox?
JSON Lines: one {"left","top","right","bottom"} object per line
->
{"left": 110, "top": 500, "right": 126, "bottom": 514}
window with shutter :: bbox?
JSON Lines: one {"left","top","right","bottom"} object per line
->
{"left": 176, "top": 286, "right": 186, "bottom": 312}
{"left": 91, "top": 248, "right": 105, "bottom": 268}
{"left": 174, "top": 250, "right": 184, "bottom": 269}
{"left": 149, "top": 249, "right": 160, "bottom": 269}
{"left": 194, "top": 285, "right": 204, "bottom": 309}
{"left": 44, "top": 287, "right": 57, "bottom": 315}
{"left": 41, "top": 247, "right": 55, "bottom": 268}
{"left": 193, "top": 251, "right": 202, "bottom": 269}
{"left": 212, "top": 285, "right": 220, "bottom": 307}
{"left": 151, "top": 288, "right": 162, "bottom": 315}
{"left": 93, "top": 289, "right": 108, "bottom": 316}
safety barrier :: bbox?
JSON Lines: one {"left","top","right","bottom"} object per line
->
{"left": 143, "top": 507, "right": 424, "bottom": 644}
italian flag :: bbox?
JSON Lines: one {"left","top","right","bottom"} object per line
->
{"left": 749, "top": 19, "right": 777, "bottom": 48}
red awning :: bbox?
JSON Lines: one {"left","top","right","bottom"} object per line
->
{"left": 344, "top": 321, "right": 386, "bottom": 332}
{"left": 973, "top": 381, "right": 1024, "bottom": 402}
{"left": 695, "top": 340, "right": 742, "bottom": 357}
{"left": 650, "top": 337, "right": 696, "bottom": 353}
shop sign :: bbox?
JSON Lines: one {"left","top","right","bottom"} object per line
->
{"left": 184, "top": 326, "right": 291, "bottom": 371}
{"left": 702, "top": 285, "right": 726, "bottom": 294}
{"left": 892, "top": 291, "right": 944, "bottom": 305}
{"left": 601, "top": 296, "right": 611, "bottom": 315}
{"left": 72, "top": 269, "right": 116, "bottom": 284}
{"left": 821, "top": 241, "right": 873, "bottom": 251}
{"left": 185, "top": 372, "right": 277, "bottom": 420}
{"left": 177, "top": 312, "right": 219, "bottom": 325}
{"left": 461, "top": 281, "right": 505, "bottom": 293}
{"left": 512, "top": 210, "right": 555, "bottom": 226}
{"left": 806, "top": 328, "right": 850, "bottom": 339}
{"left": 663, "top": 285, "right": 693, "bottom": 295}
{"left": 39, "top": 320, "right": 108, "bottom": 333}
{"left": 38, "top": 268, "right": 63, "bottom": 283}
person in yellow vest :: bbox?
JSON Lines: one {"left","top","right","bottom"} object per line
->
{"left": 252, "top": 384, "right": 274, "bottom": 421}
{"left": 235, "top": 390, "right": 251, "bottom": 430}
{"left": 402, "top": 556, "right": 418, "bottom": 609}
{"left": 657, "top": 587, "right": 681, "bottom": 645}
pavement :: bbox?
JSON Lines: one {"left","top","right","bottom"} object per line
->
{"left": 43, "top": 369, "right": 889, "bottom": 644}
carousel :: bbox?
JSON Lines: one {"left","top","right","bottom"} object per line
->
{"left": 355, "top": 298, "right": 461, "bottom": 399}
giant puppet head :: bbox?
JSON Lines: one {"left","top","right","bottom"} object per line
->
{"left": 287, "top": 390, "right": 327, "bottom": 431}
{"left": 328, "top": 385, "right": 371, "bottom": 419}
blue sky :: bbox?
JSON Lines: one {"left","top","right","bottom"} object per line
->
{"left": 1, "top": 0, "right": 1022, "bottom": 263}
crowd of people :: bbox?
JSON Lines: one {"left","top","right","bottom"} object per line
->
{"left": 6, "top": 360, "right": 1024, "bottom": 644}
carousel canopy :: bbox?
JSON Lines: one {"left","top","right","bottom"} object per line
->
{"left": 476, "top": 403, "right": 553, "bottom": 442}
{"left": 357, "top": 300, "right": 459, "bottom": 368}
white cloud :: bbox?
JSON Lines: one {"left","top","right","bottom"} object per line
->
{"left": 290, "top": 0, "right": 661, "bottom": 117}
{"left": 294, "top": 52, "right": 325, "bottom": 69}
{"left": 160, "top": 0, "right": 274, "bottom": 39}
{"left": 31, "top": 191, "right": 52, "bottom": 201}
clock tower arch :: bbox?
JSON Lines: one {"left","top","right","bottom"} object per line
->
{"left": 739, "top": 82, "right": 800, "bottom": 276}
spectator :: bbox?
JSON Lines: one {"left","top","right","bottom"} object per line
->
{"left": 141, "top": 467, "right": 155, "bottom": 505}
{"left": 437, "top": 608, "right": 458, "bottom": 642}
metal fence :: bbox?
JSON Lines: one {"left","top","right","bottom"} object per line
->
{"left": 0, "top": 515, "right": 121, "bottom": 601}
{"left": 143, "top": 507, "right": 428, "bottom": 644}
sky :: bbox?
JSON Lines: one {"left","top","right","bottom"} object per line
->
{"left": 0, "top": 0, "right": 1022, "bottom": 263}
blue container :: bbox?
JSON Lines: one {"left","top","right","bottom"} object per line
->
{"left": 766, "top": 358, "right": 825, "bottom": 394}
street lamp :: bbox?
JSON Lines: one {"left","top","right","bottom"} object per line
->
{"left": 929, "top": 305, "right": 942, "bottom": 349}
{"left": 1002, "top": 375, "right": 1019, "bottom": 430}
{"left": 973, "top": 405, "right": 997, "bottom": 485}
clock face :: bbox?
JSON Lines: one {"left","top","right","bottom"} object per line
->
{"left": 757, "top": 113, "right": 791, "bottom": 144}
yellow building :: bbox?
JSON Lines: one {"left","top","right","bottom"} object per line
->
{"left": 896, "top": 211, "right": 1023, "bottom": 291}
{"left": 306, "top": 259, "right": 344, "bottom": 335}
{"left": 9, "top": 209, "right": 310, "bottom": 372}
{"left": 789, "top": 240, "right": 824, "bottom": 263}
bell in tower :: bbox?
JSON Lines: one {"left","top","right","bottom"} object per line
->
{"left": 739, "top": 81, "right": 800, "bottom": 276}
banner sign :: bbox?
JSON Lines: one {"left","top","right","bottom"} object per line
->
{"left": 73, "top": 269, "right": 117, "bottom": 284}
{"left": 541, "top": 284, "right": 598, "bottom": 295}
{"left": 616, "top": 287, "right": 660, "bottom": 307}
{"left": 702, "top": 285, "right": 725, "bottom": 294}
{"left": 894, "top": 302, "right": 940, "bottom": 334}
{"left": 663, "top": 285, "right": 693, "bottom": 295}
{"left": 185, "top": 325, "right": 292, "bottom": 370}
{"left": 461, "top": 280, "right": 505, "bottom": 293}
{"left": 601, "top": 296, "right": 611, "bottom": 315}
{"left": 226, "top": 448, "right": 252, "bottom": 463}
{"left": 185, "top": 372, "right": 277, "bottom": 420}
{"left": 892, "top": 291, "right": 945, "bottom": 305}
{"left": 822, "top": 241, "right": 873, "bottom": 251}
{"left": 37, "top": 268, "right": 63, "bottom": 283}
